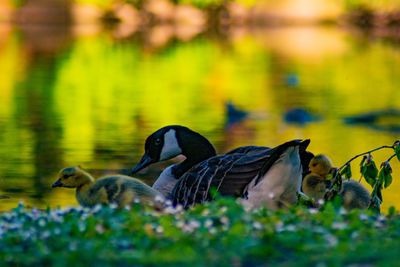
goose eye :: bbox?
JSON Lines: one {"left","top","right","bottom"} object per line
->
{"left": 312, "top": 163, "right": 317, "bottom": 167}
{"left": 63, "top": 174, "right": 70, "bottom": 179}
{"left": 155, "top": 138, "right": 161, "bottom": 146}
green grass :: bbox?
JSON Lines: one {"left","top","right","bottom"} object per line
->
{"left": 1, "top": 198, "right": 400, "bottom": 266}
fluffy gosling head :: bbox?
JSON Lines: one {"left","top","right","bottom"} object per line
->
{"left": 308, "top": 154, "right": 334, "bottom": 177}
{"left": 302, "top": 173, "right": 331, "bottom": 200}
{"left": 52, "top": 166, "right": 93, "bottom": 188}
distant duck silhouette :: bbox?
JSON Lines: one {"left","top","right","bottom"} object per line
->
{"left": 225, "top": 101, "right": 248, "bottom": 127}
{"left": 344, "top": 109, "right": 400, "bottom": 133}
{"left": 285, "top": 73, "right": 299, "bottom": 87}
{"left": 284, "top": 108, "right": 321, "bottom": 125}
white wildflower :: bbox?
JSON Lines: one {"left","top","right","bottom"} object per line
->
{"left": 155, "top": 226, "right": 164, "bottom": 234}
{"left": 188, "top": 219, "right": 201, "bottom": 229}
{"left": 69, "top": 242, "right": 78, "bottom": 251}
{"left": 378, "top": 215, "right": 386, "bottom": 222}
{"left": 204, "top": 219, "right": 213, "bottom": 228}
{"left": 358, "top": 213, "right": 368, "bottom": 221}
{"left": 286, "top": 224, "right": 297, "bottom": 232}
{"left": 308, "top": 208, "right": 319, "bottom": 215}
{"left": 92, "top": 204, "right": 102, "bottom": 214}
{"left": 325, "top": 234, "right": 338, "bottom": 247}
{"left": 41, "top": 230, "right": 51, "bottom": 239}
{"left": 220, "top": 216, "right": 229, "bottom": 225}
{"left": 209, "top": 227, "right": 217, "bottom": 235}
{"left": 95, "top": 224, "right": 105, "bottom": 234}
{"left": 374, "top": 221, "right": 384, "bottom": 229}
{"left": 176, "top": 220, "right": 185, "bottom": 229}
{"left": 54, "top": 228, "right": 61, "bottom": 236}
{"left": 155, "top": 195, "right": 164, "bottom": 203}
{"left": 38, "top": 219, "right": 46, "bottom": 227}
{"left": 78, "top": 222, "right": 86, "bottom": 232}
{"left": 109, "top": 203, "right": 118, "bottom": 210}
{"left": 351, "top": 231, "right": 359, "bottom": 239}
{"left": 339, "top": 208, "right": 348, "bottom": 216}
{"left": 331, "top": 222, "right": 348, "bottom": 230}
{"left": 201, "top": 209, "right": 210, "bottom": 216}
{"left": 253, "top": 221, "right": 263, "bottom": 230}
{"left": 219, "top": 206, "right": 227, "bottom": 213}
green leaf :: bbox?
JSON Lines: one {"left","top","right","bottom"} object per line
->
{"left": 360, "top": 155, "right": 367, "bottom": 169}
{"left": 388, "top": 206, "right": 396, "bottom": 216}
{"left": 362, "top": 160, "right": 378, "bottom": 187}
{"left": 395, "top": 142, "right": 400, "bottom": 162}
{"left": 380, "top": 161, "right": 393, "bottom": 188}
{"left": 368, "top": 195, "right": 381, "bottom": 214}
{"left": 340, "top": 164, "right": 352, "bottom": 179}
{"left": 296, "top": 191, "right": 316, "bottom": 208}
{"left": 384, "top": 172, "right": 393, "bottom": 189}
{"left": 377, "top": 185, "right": 383, "bottom": 202}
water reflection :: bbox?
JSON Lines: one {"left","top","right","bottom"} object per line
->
{"left": 0, "top": 22, "right": 399, "bottom": 211}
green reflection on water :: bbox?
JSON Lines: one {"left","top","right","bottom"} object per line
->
{"left": 0, "top": 25, "right": 399, "bottom": 211}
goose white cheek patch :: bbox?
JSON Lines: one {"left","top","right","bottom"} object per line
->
{"left": 160, "top": 129, "right": 182, "bottom": 161}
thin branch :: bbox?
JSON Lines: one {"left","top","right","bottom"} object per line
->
{"left": 337, "top": 145, "right": 394, "bottom": 171}
{"left": 387, "top": 153, "right": 397, "bottom": 162}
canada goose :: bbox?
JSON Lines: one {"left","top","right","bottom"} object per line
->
{"left": 132, "top": 125, "right": 314, "bottom": 209}
{"left": 302, "top": 154, "right": 370, "bottom": 209}
{"left": 52, "top": 166, "right": 163, "bottom": 208}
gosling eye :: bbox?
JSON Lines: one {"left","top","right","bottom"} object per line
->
{"left": 63, "top": 174, "right": 71, "bottom": 179}
{"left": 312, "top": 163, "right": 317, "bottom": 167}
{"left": 155, "top": 138, "right": 161, "bottom": 146}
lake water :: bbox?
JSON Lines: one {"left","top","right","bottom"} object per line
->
{"left": 0, "top": 23, "right": 399, "bottom": 211}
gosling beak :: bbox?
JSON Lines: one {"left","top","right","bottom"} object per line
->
{"left": 52, "top": 179, "right": 63, "bottom": 188}
{"left": 131, "top": 153, "right": 155, "bottom": 175}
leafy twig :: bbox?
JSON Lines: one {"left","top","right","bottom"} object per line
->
{"left": 325, "top": 140, "right": 399, "bottom": 213}
{"left": 337, "top": 145, "right": 395, "bottom": 172}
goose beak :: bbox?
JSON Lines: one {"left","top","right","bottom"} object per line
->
{"left": 52, "top": 179, "right": 63, "bottom": 188}
{"left": 132, "top": 153, "right": 155, "bottom": 175}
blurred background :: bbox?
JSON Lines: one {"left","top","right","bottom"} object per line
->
{"left": 0, "top": 0, "right": 399, "bottom": 210}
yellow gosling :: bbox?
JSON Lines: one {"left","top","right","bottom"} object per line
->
{"left": 52, "top": 166, "right": 163, "bottom": 208}
{"left": 302, "top": 173, "right": 330, "bottom": 200}
{"left": 303, "top": 154, "right": 371, "bottom": 210}
{"left": 341, "top": 180, "right": 370, "bottom": 210}
{"left": 308, "top": 154, "right": 334, "bottom": 177}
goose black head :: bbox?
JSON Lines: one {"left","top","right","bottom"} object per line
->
{"left": 132, "top": 126, "right": 185, "bottom": 174}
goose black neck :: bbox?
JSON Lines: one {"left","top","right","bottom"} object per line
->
{"left": 172, "top": 126, "right": 217, "bottom": 178}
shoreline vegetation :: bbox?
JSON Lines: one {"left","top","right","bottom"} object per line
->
{"left": 0, "top": 1, "right": 399, "bottom": 36}
{"left": 1, "top": 198, "right": 400, "bottom": 265}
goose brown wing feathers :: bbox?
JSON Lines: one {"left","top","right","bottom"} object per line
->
{"left": 171, "top": 147, "right": 277, "bottom": 208}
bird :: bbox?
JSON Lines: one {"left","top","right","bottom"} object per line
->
{"left": 131, "top": 125, "right": 314, "bottom": 209}
{"left": 308, "top": 154, "right": 334, "bottom": 177}
{"left": 302, "top": 154, "right": 370, "bottom": 209}
{"left": 52, "top": 166, "right": 163, "bottom": 208}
